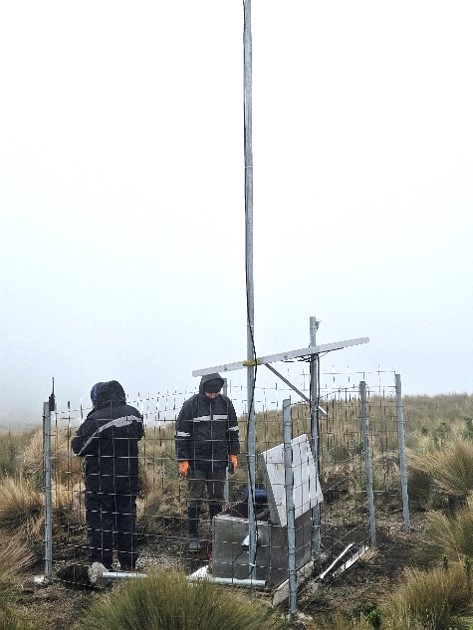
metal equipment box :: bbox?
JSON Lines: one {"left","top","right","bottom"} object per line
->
{"left": 211, "top": 508, "right": 313, "bottom": 588}
{"left": 211, "top": 434, "right": 323, "bottom": 589}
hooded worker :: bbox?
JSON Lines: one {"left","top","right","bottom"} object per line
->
{"left": 175, "top": 372, "right": 240, "bottom": 551}
{"left": 72, "top": 380, "right": 144, "bottom": 570}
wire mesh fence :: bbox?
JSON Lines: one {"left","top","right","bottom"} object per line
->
{"left": 29, "top": 365, "right": 408, "bottom": 608}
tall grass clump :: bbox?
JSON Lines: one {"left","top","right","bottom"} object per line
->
{"left": 425, "top": 496, "right": 473, "bottom": 560}
{"left": 140, "top": 424, "right": 177, "bottom": 477}
{"left": 385, "top": 562, "right": 473, "bottom": 629}
{"left": 0, "top": 536, "right": 32, "bottom": 592}
{"left": 0, "top": 430, "right": 36, "bottom": 478}
{"left": 408, "top": 440, "right": 473, "bottom": 509}
{"left": 0, "top": 477, "right": 43, "bottom": 542}
{"left": 238, "top": 405, "right": 311, "bottom": 456}
{"left": 0, "top": 535, "right": 37, "bottom": 630}
{"left": 0, "top": 606, "right": 38, "bottom": 630}
{"left": 22, "top": 428, "right": 82, "bottom": 489}
{"left": 79, "top": 569, "right": 284, "bottom": 630}
{"left": 136, "top": 425, "right": 187, "bottom": 533}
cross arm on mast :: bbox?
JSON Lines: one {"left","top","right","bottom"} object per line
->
{"left": 192, "top": 337, "right": 369, "bottom": 377}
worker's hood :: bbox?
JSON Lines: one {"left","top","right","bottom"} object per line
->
{"left": 90, "top": 380, "right": 127, "bottom": 409}
{"left": 198, "top": 373, "right": 225, "bottom": 396}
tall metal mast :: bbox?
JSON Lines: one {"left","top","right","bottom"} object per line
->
{"left": 243, "top": 0, "right": 257, "bottom": 580}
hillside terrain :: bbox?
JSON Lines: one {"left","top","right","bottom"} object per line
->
{"left": 2, "top": 392, "right": 473, "bottom": 628}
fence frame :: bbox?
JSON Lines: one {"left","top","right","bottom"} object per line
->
{"left": 40, "top": 369, "right": 409, "bottom": 604}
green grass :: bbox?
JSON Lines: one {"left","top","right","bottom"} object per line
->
{"left": 78, "top": 569, "right": 285, "bottom": 630}
{"left": 384, "top": 562, "right": 473, "bottom": 629}
{"left": 408, "top": 440, "right": 473, "bottom": 505}
{"left": 426, "top": 496, "right": 473, "bottom": 560}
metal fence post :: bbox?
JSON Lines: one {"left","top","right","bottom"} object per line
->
{"left": 309, "top": 316, "right": 321, "bottom": 560}
{"left": 283, "top": 398, "right": 297, "bottom": 616}
{"left": 359, "top": 381, "right": 376, "bottom": 546}
{"left": 43, "top": 400, "right": 53, "bottom": 581}
{"left": 223, "top": 378, "right": 230, "bottom": 503}
{"left": 395, "top": 373, "right": 410, "bottom": 528}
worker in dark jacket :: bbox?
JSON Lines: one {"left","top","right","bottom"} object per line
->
{"left": 175, "top": 372, "right": 240, "bottom": 551}
{"left": 71, "top": 380, "right": 144, "bottom": 570}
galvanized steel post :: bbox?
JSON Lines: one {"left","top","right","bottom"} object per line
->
{"left": 43, "top": 401, "right": 53, "bottom": 581}
{"left": 395, "top": 373, "right": 410, "bottom": 528}
{"left": 359, "top": 381, "right": 377, "bottom": 546}
{"left": 243, "top": 0, "right": 257, "bottom": 580}
{"left": 223, "top": 378, "right": 230, "bottom": 503}
{"left": 309, "top": 316, "right": 321, "bottom": 559}
{"left": 283, "top": 398, "right": 298, "bottom": 616}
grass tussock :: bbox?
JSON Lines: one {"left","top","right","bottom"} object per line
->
{"left": 52, "top": 482, "right": 85, "bottom": 529}
{"left": 22, "top": 429, "right": 82, "bottom": 488}
{"left": 0, "top": 535, "right": 33, "bottom": 593}
{"left": 0, "top": 605, "right": 38, "bottom": 630}
{"left": 140, "top": 425, "right": 176, "bottom": 474}
{"left": 0, "top": 430, "right": 36, "bottom": 479}
{"left": 0, "top": 535, "right": 36, "bottom": 630}
{"left": 0, "top": 477, "right": 43, "bottom": 539}
{"left": 425, "top": 496, "right": 473, "bottom": 559}
{"left": 137, "top": 426, "right": 188, "bottom": 531}
{"left": 385, "top": 562, "right": 473, "bottom": 629}
{"left": 408, "top": 440, "right": 473, "bottom": 508}
{"left": 79, "top": 569, "right": 284, "bottom": 630}
{"left": 137, "top": 479, "right": 185, "bottom": 534}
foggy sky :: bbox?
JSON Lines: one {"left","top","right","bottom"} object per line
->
{"left": 1, "top": 1, "right": 472, "bottom": 423}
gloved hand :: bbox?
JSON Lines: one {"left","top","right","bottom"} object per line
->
{"left": 179, "top": 460, "right": 190, "bottom": 477}
{"left": 230, "top": 454, "right": 238, "bottom": 474}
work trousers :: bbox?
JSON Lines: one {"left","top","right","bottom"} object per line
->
{"left": 188, "top": 464, "right": 226, "bottom": 513}
{"left": 85, "top": 491, "right": 139, "bottom": 570}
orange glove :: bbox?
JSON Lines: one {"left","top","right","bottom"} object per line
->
{"left": 230, "top": 455, "right": 238, "bottom": 473}
{"left": 179, "top": 460, "right": 190, "bottom": 477}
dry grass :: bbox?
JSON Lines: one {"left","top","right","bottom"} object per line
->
{"left": 22, "top": 428, "right": 82, "bottom": 488}
{"left": 0, "top": 534, "right": 36, "bottom": 629}
{"left": 138, "top": 477, "right": 186, "bottom": 534}
{"left": 408, "top": 440, "right": 473, "bottom": 507}
{"left": 403, "top": 393, "right": 473, "bottom": 430}
{"left": 425, "top": 496, "right": 473, "bottom": 560}
{"left": 52, "top": 482, "right": 86, "bottom": 529}
{"left": 0, "top": 429, "right": 36, "bottom": 478}
{"left": 2, "top": 393, "right": 473, "bottom": 629}
{"left": 77, "top": 569, "right": 285, "bottom": 630}
{"left": 0, "top": 477, "right": 43, "bottom": 540}
{"left": 0, "top": 534, "right": 33, "bottom": 591}
{"left": 384, "top": 562, "right": 473, "bottom": 629}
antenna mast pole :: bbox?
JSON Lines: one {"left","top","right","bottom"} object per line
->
{"left": 243, "top": 0, "right": 257, "bottom": 580}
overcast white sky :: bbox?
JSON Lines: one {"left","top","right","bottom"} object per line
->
{"left": 1, "top": 1, "right": 472, "bottom": 422}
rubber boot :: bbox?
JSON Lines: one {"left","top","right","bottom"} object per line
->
{"left": 188, "top": 506, "right": 201, "bottom": 551}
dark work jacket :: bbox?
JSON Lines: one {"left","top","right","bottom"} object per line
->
{"left": 72, "top": 392, "right": 143, "bottom": 494}
{"left": 175, "top": 373, "right": 240, "bottom": 470}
